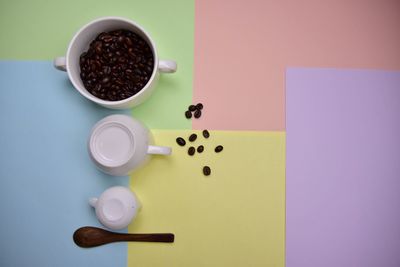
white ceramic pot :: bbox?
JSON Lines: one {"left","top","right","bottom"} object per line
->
{"left": 54, "top": 16, "right": 177, "bottom": 109}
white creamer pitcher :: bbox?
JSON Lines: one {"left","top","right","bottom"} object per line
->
{"left": 88, "top": 114, "right": 171, "bottom": 176}
{"left": 89, "top": 186, "right": 140, "bottom": 230}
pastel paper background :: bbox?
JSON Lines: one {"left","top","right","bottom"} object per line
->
{"left": 286, "top": 68, "right": 400, "bottom": 267}
{"left": 1, "top": 0, "right": 400, "bottom": 266}
{"left": 128, "top": 130, "right": 285, "bottom": 266}
{"left": 193, "top": 0, "right": 400, "bottom": 131}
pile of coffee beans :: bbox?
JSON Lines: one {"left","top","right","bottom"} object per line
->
{"left": 79, "top": 29, "right": 154, "bottom": 101}
{"left": 185, "top": 103, "right": 203, "bottom": 119}
{"left": 175, "top": 129, "right": 224, "bottom": 177}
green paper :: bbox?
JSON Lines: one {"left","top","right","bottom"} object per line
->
{"left": 0, "top": 0, "right": 194, "bottom": 129}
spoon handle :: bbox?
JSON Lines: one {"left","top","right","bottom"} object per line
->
{"left": 116, "top": 233, "right": 175, "bottom": 243}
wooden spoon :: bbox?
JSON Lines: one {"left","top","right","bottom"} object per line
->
{"left": 73, "top": 226, "right": 174, "bottom": 248}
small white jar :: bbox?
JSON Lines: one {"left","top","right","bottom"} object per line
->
{"left": 89, "top": 186, "right": 141, "bottom": 230}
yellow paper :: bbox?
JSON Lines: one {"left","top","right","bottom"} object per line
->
{"left": 128, "top": 130, "right": 285, "bottom": 266}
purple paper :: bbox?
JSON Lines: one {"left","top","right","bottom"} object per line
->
{"left": 286, "top": 68, "right": 400, "bottom": 267}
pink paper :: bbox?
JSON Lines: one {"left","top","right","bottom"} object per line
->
{"left": 193, "top": 0, "right": 400, "bottom": 131}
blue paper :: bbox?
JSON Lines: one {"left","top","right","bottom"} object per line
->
{"left": 0, "top": 61, "right": 129, "bottom": 267}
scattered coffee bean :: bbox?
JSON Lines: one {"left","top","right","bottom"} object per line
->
{"left": 215, "top": 145, "right": 223, "bottom": 153}
{"left": 194, "top": 109, "right": 202, "bottom": 118}
{"left": 79, "top": 29, "right": 154, "bottom": 101}
{"left": 203, "top": 166, "right": 211, "bottom": 176}
{"left": 189, "top": 133, "right": 197, "bottom": 142}
{"left": 197, "top": 145, "right": 204, "bottom": 153}
{"left": 188, "top": 146, "right": 196, "bottom": 156}
{"left": 177, "top": 106, "right": 223, "bottom": 177}
{"left": 176, "top": 137, "right": 186, "bottom": 146}
{"left": 202, "top": 129, "right": 210, "bottom": 138}
{"left": 185, "top": 110, "right": 192, "bottom": 119}
{"left": 188, "top": 105, "right": 197, "bottom": 112}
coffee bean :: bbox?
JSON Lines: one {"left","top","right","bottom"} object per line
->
{"left": 188, "top": 105, "right": 196, "bottom": 111}
{"left": 94, "top": 84, "right": 101, "bottom": 92}
{"left": 90, "top": 63, "right": 97, "bottom": 71}
{"left": 202, "top": 129, "right": 210, "bottom": 138}
{"left": 203, "top": 166, "right": 211, "bottom": 176}
{"left": 215, "top": 145, "right": 223, "bottom": 153}
{"left": 197, "top": 145, "right": 204, "bottom": 153}
{"left": 108, "top": 94, "right": 116, "bottom": 101}
{"left": 115, "top": 79, "right": 124, "bottom": 85}
{"left": 87, "top": 71, "right": 95, "bottom": 79}
{"left": 128, "top": 50, "right": 136, "bottom": 58}
{"left": 194, "top": 109, "right": 202, "bottom": 118}
{"left": 103, "top": 35, "right": 113, "bottom": 43}
{"left": 196, "top": 103, "right": 203, "bottom": 110}
{"left": 188, "top": 146, "right": 195, "bottom": 156}
{"left": 103, "top": 66, "right": 111, "bottom": 74}
{"left": 185, "top": 110, "right": 192, "bottom": 119}
{"left": 176, "top": 137, "right": 186, "bottom": 146}
{"left": 125, "top": 37, "right": 133, "bottom": 47}
{"left": 95, "top": 44, "right": 102, "bottom": 54}
{"left": 189, "top": 133, "right": 197, "bottom": 142}
{"left": 101, "top": 76, "right": 110, "bottom": 84}
{"left": 79, "top": 29, "right": 154, "bottom": 101}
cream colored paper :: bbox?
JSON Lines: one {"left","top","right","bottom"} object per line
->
{"left": 129, "top": 130, "right": 285, "bottom": 266}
